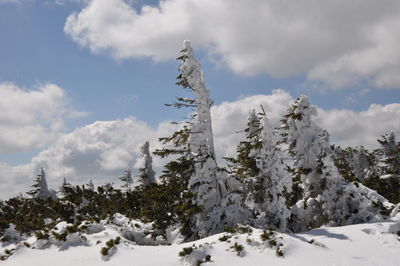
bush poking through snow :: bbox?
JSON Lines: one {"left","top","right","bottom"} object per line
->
{"left": 179, "top": 246, "right": 194, "bottom": 257}
{"left": 218, "top": 234, "right": 232, "bottom": 242}
{"left": 179, "top": 244, "right": 213, "bottom": 266}
{"left": 224, "top": 225, "right": 253, "bottom": 235}
{"left": 100, "top": 237, "right": 121, "bottom": 260}
{"left": 231, "top": 242, "right": 245, "bottom": 256}
{"left": 259, "top": 229, "right": 285, "bottom": 257}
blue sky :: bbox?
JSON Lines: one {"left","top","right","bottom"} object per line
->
{"left": 2, "top": 0, "right": 399, "bottom": 130}
{"left": 0, "top": 0, "right": 400, "bottom": 198}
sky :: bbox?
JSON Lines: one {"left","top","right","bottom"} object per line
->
{"left": 0, "top": 0, "right": 400, "bottom": 199}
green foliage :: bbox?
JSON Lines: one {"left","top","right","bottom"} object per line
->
{"left": 100, "top": 237, "right": 121, "bottom": 257}
{"left": 34, "top": 230, "right": 49, "bottom": 240}
{"left": 178, "top": 246, "right": 194, "bottom": 257}
{"left": 260, "top": 229, "right": 274, "bottom": 241}
{"left": 225, "top": 110, "right": 262, "bottom": 182}
{"left": 260, "top": 228, "right": 284, "bottom": 257}
{"left": 231, "top": 242, "right": 244, "bottom": 256}
{"left": 218, "top": 234, "right": 232, "bottom": 242}
{"left": 276, "top": 246, "right": 284, "bottom": 257}
{"left": 100, "top": 247, "right": 109, "bottom": 256}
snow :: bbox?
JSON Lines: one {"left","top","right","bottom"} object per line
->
{"left": 2, "top": 215, "right": 400, "bottom": 266}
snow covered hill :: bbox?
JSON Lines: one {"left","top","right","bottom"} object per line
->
{"left": 2, "top": 212, "right": 400, "bottom": 266}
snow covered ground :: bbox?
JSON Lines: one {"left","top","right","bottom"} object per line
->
{"left": 2, "top": 212, "right": 400, "bottom": 266}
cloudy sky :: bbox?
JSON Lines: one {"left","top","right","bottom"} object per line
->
{"left": 0, "top": 0, "right": 399, "bottom": 199}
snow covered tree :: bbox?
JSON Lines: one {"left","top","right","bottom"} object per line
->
{"left": 155, "top": 41, "right": 248, "bottom": 238}
{"left": 137, "top": 141, "right": 156, "bottom": 187}
{"left": 365, "top": 132, "right": 400, "bottom": 203}
{"left": 59, "top": 177, "right": 73, "bottom": 196}
{"left": 27, "top": 168, "right": 54, "bottom": 200}
{"left": 250, "top": 115, "right": 292, "bottom": 231}
{"left": 87, "top": 180, "right": 95, "bottom": 192}
{"left": 277, "top": 96, "right": 390, "bottom": 232}
{"left": 333, "top": 146, "right": 376, "bottom": 182}
{"left": 376, "top": 131, "right": 400, "bottom": 178}
{"left": 120, "top": 168, "right": 133, "bottom": 191}
{"left": 177, "top": 40, "right": 251, "bottom": 237}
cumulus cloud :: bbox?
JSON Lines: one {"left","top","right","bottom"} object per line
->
{"left": 0, "top": 117, "right": 178, "bottom": 199}
{"left": 317, "top": 103, "right": 400, "bottom": 149}
{"left": 64, "top": 0, "right": 400, "bottom": 89}
{"left": 1, "top": 90, "right": 398, "bottom": 199}
{"left": 0, "top": 83, "right": 85, "bottom": 154}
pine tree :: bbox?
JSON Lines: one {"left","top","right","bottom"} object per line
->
{"left": 27, "top": 168, "right": 52, "bottom": 200}
{"left": 251, "top": 114, "right": 292, "bottom": 231}
{"left": 137, "top": 141, "right": 156, "bottom": 187}
{"left": 177, "top": 40, "right": 251, "bottom": 237}
{"left": 59, "top": 177, "right": 73, "bottom": 196}
{"left": 333, "top": 146, "right": 376, "bottom": 182}
{"left": 154, "top": 41, "right": 248, "bottom": 238}
{"left": 120, "top": 168, "right": 133, "bottom": 191}
{"left": 278, "top": 96, "right": 390, "bottom": 232}
{"left": 87, "top": 180, "right": 95, "bottom": 192}
{"left": 152, "top": 42, "right": 202, "bottom": 239}
{"left": 225, "top": 109, "right": 262, "bottom": 182}
{"left": 156, "top": 40, "right": 223, "bottom": 238}
{"left": 365, "top": 132, "right": 400, "bottom": 203}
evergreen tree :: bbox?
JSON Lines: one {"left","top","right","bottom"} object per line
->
{"left": 27, "top": 168, "right": 53, "bottom": 200}
{"left": 87, "top": 180, "right": 95, "bottom": 192}
{"left": 278, "top": 96, "right": 390, "bottom": 232}
{"left": 225, "top": 109, "right": 262, "bottom": 182}
{"left": 177, "top": 40, "right": 250, "bottom": 237}
{"left": 155, "top": 41, "right": 248, "bottom": 238}
{"left": 59, "top": 177, "right": 73, "bottom": 196}
{"left": 120, "top": 168, "right": 133, "bottom": 191}
{"left": 251, "top": 114, "right": 292, "bottom": 231}
{"left": 365, "top": 132, "right": 400, "bottom": 203}
{"left": 333, "top": 146, "right": 376, "bottom": 182}
{"left": 137, "top": 141, "right": 156, "bottom": 187}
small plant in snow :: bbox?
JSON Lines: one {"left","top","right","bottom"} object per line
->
{"left": 100, "top": 237, "right": 121, "bottom": 259}
{"left": 231, "top": 242, "right": 245, "bottom": 256}
{"left": 34, "top": 230, "right": 50, "bottom": 240}
{"left": 218, "top": 234, "right": 232, "bottom": 242}
{"left": 178, "top": 246, "right": 194, "bottom": 257}
{"left": 260, "top": 229, "right": 285, "bottom": 257}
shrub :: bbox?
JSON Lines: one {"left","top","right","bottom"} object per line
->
{"left": 218, "top": 234, "right": 231, "bottom": 242}
{"left": 231, "top": 242, "right": 244, "bottom": 256}
{"left": 178, "top": 246, "right": 193, "bottom": 257}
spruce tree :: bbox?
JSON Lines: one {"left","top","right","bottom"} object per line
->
{"left": 155, "top": 41, "right": 248, "bottom": 238}
{"left": 137, "top": 141, "right": 156, "bottom": 187}
{"left": 120, "top": 168, "right": 133, "bottom": 191}
{"left": 178, "top": 40, "right": 251, "bottom": 237}
{"left": 87, "top": 180, "right": 95, "bottom": 192}
{"left": 27, "top": 168, "right": 53, "bottom": 200}
{"left": 278, "top": 96, "right": 390, "bottom": 232}
{"left": 251, "top": 114, "right": 292, "bottom": 231}
{"left": 333, "top": 146, "right": 376, "bottom": 183}
{"left": 59, "top": 177, "right": 73, "bottom": 196}
{"left": 225, "top": 109, "right": 262, "bottom": 183}
{"left": 365, "top": 132, "right": 400, "bottom": 203}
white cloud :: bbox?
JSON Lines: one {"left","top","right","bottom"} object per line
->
{"left": 2, "top": 90, "right": 398, "bottom": 199}
{"left": 0, "top": 83, "right": 85, "bottom": 154}
{"left": 64, "top": 0, "right": 400, "bottom": 89}
{"left": 316, "top": 103, "right": 400, "bottom": 149}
